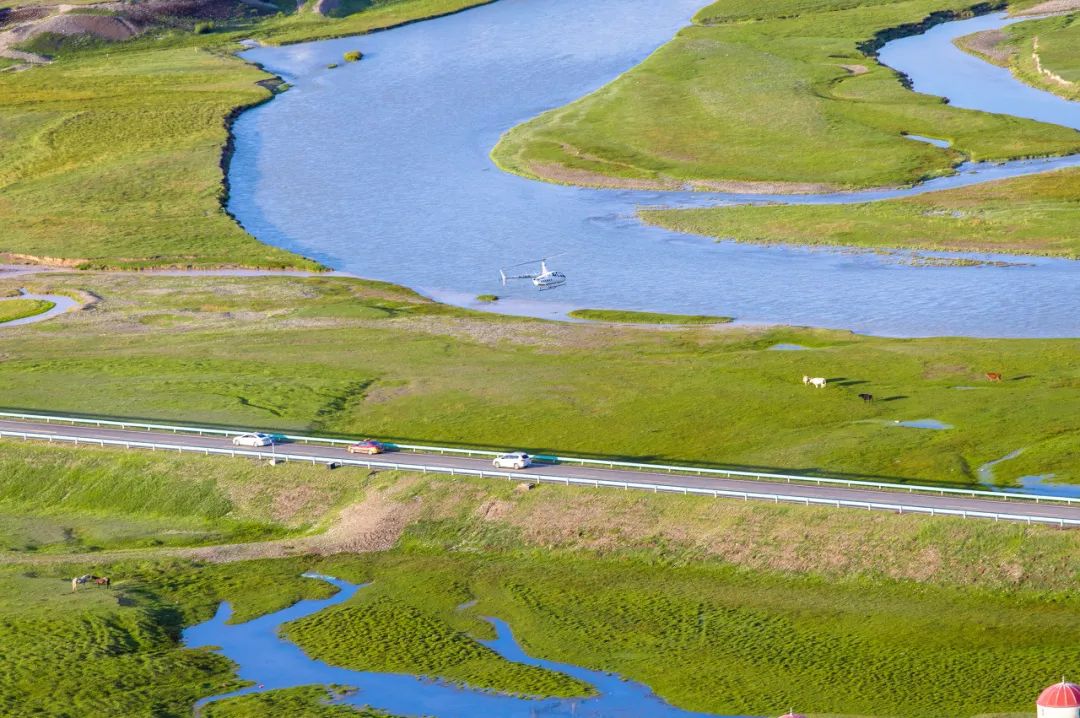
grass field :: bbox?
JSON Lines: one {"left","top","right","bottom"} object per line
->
{"left": 0, "top": 0, "right": 489, "bottom": 268}
{"left": 642, "top": 10, "right": 1080, "bottom": 259}
{"left": 640, "top": 165, "right": 1080, "bottom": 258}
{"left": 0, "top": 440, "right": 369, "bottom": 553}
{"left": 7, "top": 471, "right": 1080, "bottom": 717}
{"left": 491, "top": 0, "right": 1080, "bottom": 192}
{"left": 568, "top": 308, "right": 733, "bottom": 324}
{"left": 0, "top": 298, "right": 52, "bottom": 322}
{"left": 0, "top": 272, "right": 1075, "bottom": 488}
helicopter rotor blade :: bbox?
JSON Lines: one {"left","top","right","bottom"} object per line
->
{"left": 502, "top": 252, "right": 566, "bottom": 270}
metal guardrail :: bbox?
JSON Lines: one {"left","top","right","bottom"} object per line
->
{"left": 1, "top": 427, "right": 1077, "bottom": 527}
{"left": 0, "top": 410, "right": 1073, "bottom": 506}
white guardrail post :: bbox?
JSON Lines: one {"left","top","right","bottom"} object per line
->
{"left": 0, "top": 410, "right": 1076, "bottom": 508}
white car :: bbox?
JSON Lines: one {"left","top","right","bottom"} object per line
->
{"left": 232, "top": 432, "right": 274, "bottom": 447}
{"left": 492, "top": 451, "right": 532, "bottom": 470}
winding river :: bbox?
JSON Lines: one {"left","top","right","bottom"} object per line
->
{"left": 184, "top": 574, "right": 735, "bottom": 717}
{"left": 232, "top": 1, "right": 1080, "bottom": 337}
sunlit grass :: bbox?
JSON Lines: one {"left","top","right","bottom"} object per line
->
{"left": 492, "top": 0, "right": 1080, "bottom": 190}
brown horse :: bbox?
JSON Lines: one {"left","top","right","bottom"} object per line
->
{"left": 985, "top": 372, "right": 1003, "bottom": 382}
{"left": 71, "top": 574, "right": 110, "bottom": 592}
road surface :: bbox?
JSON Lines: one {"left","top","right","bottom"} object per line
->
{"left": 1, "top": 418, "right": 1078, "bottom": 525}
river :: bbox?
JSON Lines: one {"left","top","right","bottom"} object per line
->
{"left": 231, "top": 1, "right": 1080, "bottom": 337}
{"left": 184, "top": 574, "right": 737, "bottom": 717}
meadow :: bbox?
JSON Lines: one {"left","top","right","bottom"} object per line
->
{"left": 491, "top": 0, "right": 1080, "bottom": 192}
{"left": 0, "top": 297, "right": 52, "bottom": 322}
{"left": 955, "top": 12, "right": 1080, "bottom": 101}
{"left": 567, "top": 308, "right": 733, "bottom": 324}
{"left": 0, "top": 440, "right": 369, "bottom": 552}
{"left": 0, "top": 0, "right": 488, "bottom": 268}
{"left": 6, "top": 468, "right": 1080, "bottom": 717}
{"left": 0, "top": 272, "right": 1076, "bottom": 489}
{"left": 640, "top": 164, "right": 1080, "bottom": 257}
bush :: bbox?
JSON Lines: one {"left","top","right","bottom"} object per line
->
{"left": 326, "top": 63, "right": 338, "bottom": 69}
{"left": 476, "top": 294, "right": 499, "bottom": 303}
{"left": 343, "top": 50, "right": 363, "bottom": 62}
{"left": 194, "top": 21, "right": 214, "bottom": 34}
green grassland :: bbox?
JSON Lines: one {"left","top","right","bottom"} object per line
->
{"left": 0, "top": 272, "right": 1076, "bottom": 488}
{"left": 0, "top": 440, "right": 369, "bottom": 553}
{"left": 0, "top": 298, "right": 53, "bottom": 322}
{"left": 568, "top": 308, "right": 733, "bottom": 324}
{"left": 491, "top": 0, "right": 1080, "bottom": 192}
{"left": 640, "top": 165, "right": 1080, "bottom": 257}
{"left": 7, "top": 470, "right": 1080, "bottom": 717}
{"left": 0, "top": 0, "right": 489, "bottom": 268}
{"left": 955, "top": 12, "right": 1080, "bottom": 100}
{"left": 283, "top": 585, "right": 594, "bottom": 697}
{"left": 638, "top": 9, "right": 1080, "bottom": 256}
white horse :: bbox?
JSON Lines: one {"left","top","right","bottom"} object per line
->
{"left": 803, "top": 376, "right": 827, "bottom": 388}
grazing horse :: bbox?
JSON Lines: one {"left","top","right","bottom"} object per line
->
{"left": 858, "top": 393, "right": 873, "bottom": 402}
{"left": 71, "top": 574, "right": 110, "bottom": 592}
{"left": 985, "top": 372, "right": 1003, "bottom": 382}
{"left": 807, "top": 377, "right": 827, "bottom": 389}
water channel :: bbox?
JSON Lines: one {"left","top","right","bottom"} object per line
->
{"left": 184, "top": 574, "right": 738, "bottom": 717}
{"left": 231, "top": 1, "right": 1080, "bottom": 338}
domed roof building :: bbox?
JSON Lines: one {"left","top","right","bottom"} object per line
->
{"left": 1038, "top": 680, "right": 1080, "bottom": 718}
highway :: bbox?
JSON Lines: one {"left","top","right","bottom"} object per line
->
{"left": 2, "top": 418, "right": 1079, "bottom": 526}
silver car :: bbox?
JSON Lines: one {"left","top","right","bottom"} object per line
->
{"left": 492, "top": 451, "right": 532, "bottom": 470}
{"left": 232, "top": 432, "right": 274, "bottom": 447}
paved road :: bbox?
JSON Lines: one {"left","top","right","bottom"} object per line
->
{"left": 2, "top": 418, "right": 1079, "bottom": 524}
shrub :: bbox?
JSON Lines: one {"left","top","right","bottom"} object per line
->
{"left": 343, "top": 50, "right": 363, "bottom": 62}
{"left": 476, "top": 294, "right": 499, "bottom": 303}
{"left": 194, "top": 21, "right": 214, "bottom": 34}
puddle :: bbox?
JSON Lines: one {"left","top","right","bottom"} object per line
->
{"left": 184, "top": 574, "right": 734, "bottom": 717}
{"left": 977, "top": 450, "right": 1080, "bottom": 497}
{"left": 892, "top": 419, "right": 953, "bottom": 430}
{"left": 903, "top": 134, "right": 952, "bottom": 148}
{"left": 977, "top": 448, "right": 1025, "bottom": 485}
{"left": 1017, "top": 474, "right": 1080, "bottom": 498}
{"left": 0, "top": 289, "right": 81, "bottom": 327}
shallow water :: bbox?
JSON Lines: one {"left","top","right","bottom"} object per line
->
{"left": 892, "top": 418, "right": 953, "bottom": 430}
{"left": 231, "top": 1, "right": 1080, "bottom": 337}
{"left": 767, "top": 343, "right": 809, "bottom": 351}
{"left": 184, "top": 574, "right": 737, "bottom": 717}
{"left": 904, "top": 134, "right": 952, "bottom": 148}
{"left": 976, "top": 449, "right": 1080, "bottom": 497}
{"left": 0, "top": 289, "right": 79, "bottom": 327}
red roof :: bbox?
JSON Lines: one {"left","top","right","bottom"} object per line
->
{"left": 1038, "top": 682, "right": 1080, "bottom": 708}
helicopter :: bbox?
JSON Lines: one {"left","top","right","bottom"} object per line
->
{"left": 499, "top": 254, "right": 567, "bottom": 290}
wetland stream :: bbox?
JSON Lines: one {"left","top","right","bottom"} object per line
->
{"left": 185, "top": 574, "right": 734, "bottom": 718}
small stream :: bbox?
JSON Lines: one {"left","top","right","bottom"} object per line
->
{"left": 231, "top": 1, "right": 1080, "bottom": 337}
{"left": 0, "top": 289, "right": 80, "bottom": 327}
{"left": 977, "top": 448, "right": 1080, "bottom": 498}
{"left": 184, "top": 574, "right": 737, "bottom": 718}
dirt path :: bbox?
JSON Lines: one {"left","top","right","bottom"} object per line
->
{"left": 0, "top": 480, "right": 423, "bottom": 566}
{"left": 1014, "top": 0, "right": 1080, "bottom": 15}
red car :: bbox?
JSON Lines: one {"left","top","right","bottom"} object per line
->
{"left": 347, "top": 439, "right": 384, "bottom": 455}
